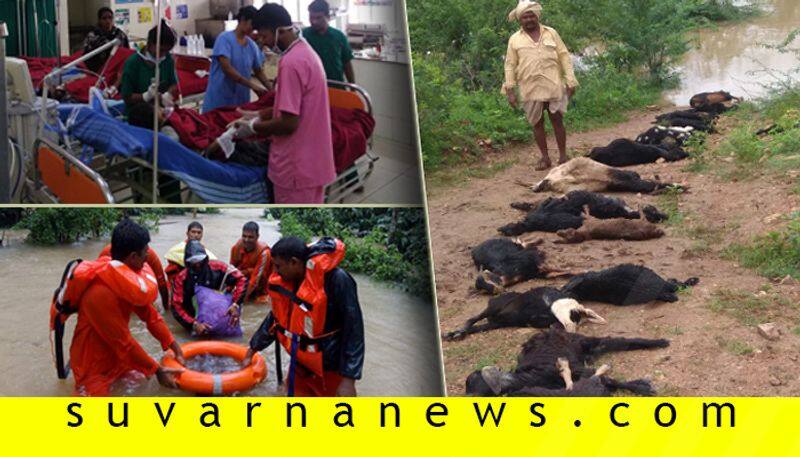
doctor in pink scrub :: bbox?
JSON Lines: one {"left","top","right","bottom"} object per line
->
{"left": 234, "top": 3, "right": 335, "bottom": 204}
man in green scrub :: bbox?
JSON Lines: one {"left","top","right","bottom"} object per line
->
{"left": 302, "top": 0, "right": 355, "bottom": 83}
{"left": 120, "top": 20, "right": 179, "bottom": 113}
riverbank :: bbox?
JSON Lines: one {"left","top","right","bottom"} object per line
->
{"left": 430, "top": 84, "right": 800, "bottom": 395}
{"left": 411, "top": 0, "right": 764, "bottom": 182}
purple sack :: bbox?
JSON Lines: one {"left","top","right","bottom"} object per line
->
{"left": 194, "top": 285, "right": 243, "bottom": 338}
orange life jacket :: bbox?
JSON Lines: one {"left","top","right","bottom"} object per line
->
{"left": 267, "top": 238, "right": 345, "bottom": 378}
{"left": 49, "top": 256, "right": 158, "bottom": 379}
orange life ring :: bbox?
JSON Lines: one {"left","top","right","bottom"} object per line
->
{"left": 162, "top": 341, "right": 267, "bottom": 395}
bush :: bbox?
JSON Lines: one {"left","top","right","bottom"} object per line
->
{"left": 264, "top": 208, "right": 432, "bottom": 298}
{"left": 15, "top": 209, "right": 163, "bottom": 245}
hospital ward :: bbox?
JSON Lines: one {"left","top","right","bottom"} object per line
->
{"left": 0, "top": 0, "right": 421, "bottom": 204}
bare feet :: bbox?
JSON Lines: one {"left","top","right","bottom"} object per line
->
{"left": 558, "top": 154, "right": 569, "bottom": 165}
{"left": 535, "top": 158, "right": 552, "bottom": 171}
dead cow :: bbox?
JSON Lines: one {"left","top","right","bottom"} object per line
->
{"left": 531, "top": 158, "right": 679, "bottom": 194}
{"left": 465, "top": 327, "right": 668, "bottom": 396}
{"left": 442, "top": 287, "right": 606, "bottom": 341}
{"left": 690, "top": 91, "right": 740, "bottom": 114}
{"left": 471, "top": 238, "right": 566, "bottom": 294}
{"left": 589, "top": 138, "right": 689, "bottom": 167}
{"left": 561, "top": 263, "right": 699, "bottom": 305}
{"left": 499, "top": 190, "right": 640, "bottom": 236}
{"left": 555, "top": 209, "right": 665, "bottom": 243}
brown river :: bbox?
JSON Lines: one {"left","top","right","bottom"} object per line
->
{"left": 0, "top": 209, "right": 444, "bottom": 396}
{"left": 666, "top": 0, "right": 800, "bottom": 105}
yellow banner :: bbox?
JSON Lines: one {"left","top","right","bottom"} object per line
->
{"left": 1, "top": 397, "right": 793, "bottom": 456}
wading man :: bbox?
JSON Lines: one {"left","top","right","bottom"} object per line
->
{"left": 243, "top": 237, "right": 364, "bottom": 396}
{"left": 503, "top": 1, "right": 579, "bottom": 170}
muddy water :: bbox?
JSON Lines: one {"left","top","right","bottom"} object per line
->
{"left": 0, "top": 209, "right": 443, "bottom": 396}
{"left": 666, "top": 0, "right": 800, "bottom": 105}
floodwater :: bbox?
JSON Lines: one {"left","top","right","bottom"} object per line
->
{"left": 666, "top": 0, "right": 800, "bottom": 105}
{"left": 0, "top": 209, "right": 443, "bottom": 396}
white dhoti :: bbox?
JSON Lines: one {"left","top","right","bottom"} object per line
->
{"left": 522, "top": 91, "right": 569, "bottom": 126}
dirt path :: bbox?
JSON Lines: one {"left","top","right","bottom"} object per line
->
{"left": 427, "top": 107, "right": 800, "bottom": 396}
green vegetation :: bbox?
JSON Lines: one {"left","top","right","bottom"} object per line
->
{"left": 728, "top": 216, "right": 800, "bottom": 281}
{"left": 708, "top": 289, "right": 796, "bottom": 326}
{"left": 408, "top": 0, "right": 758, "bottom": 177}
{"left": 265, "top": 208, "right": 432, "bottom": 297}
{"left": 715, "top": 336, "right": 754, "bottom": 356}
{"left": 13, "top": 209, "right": 163, "bottom": 245}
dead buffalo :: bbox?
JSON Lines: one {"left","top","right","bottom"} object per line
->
{"left": 465, "top": 327, "right": 668, "bottom": 396}
{"left": 531, "top": 158, "right": 680, "bottom": 194}
{"left": 442, "top": 287, "right": 606, "bottom": 341}
{"left": 561, "top": 264, "right": 699, "bottom": 305}
{"left": 589, "top": 138, "right": 689, "bottom": 167}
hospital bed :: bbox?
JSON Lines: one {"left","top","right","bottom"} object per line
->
{"left": 12, "top": 44, "right": 378, "bottom": 204}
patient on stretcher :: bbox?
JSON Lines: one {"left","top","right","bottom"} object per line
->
{"left": 126, "top": 101, "right": 269, "bottom": 167}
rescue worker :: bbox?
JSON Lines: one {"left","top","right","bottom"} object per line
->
{"left": 242, "top": 236, "right": 365, "bottom": 397}
{"left": 164, "top": 221, "right": 217, "bottom": 288}
{"left": 171, "top": 240, "right": 246, "bottom": 336}
{"left": 98, "top": 243, "right": 170, "bottom": 311}
{"left": 503, "top": 1, "right": 579, "bottom": 170}
{"left": 66, "top": 219, "right": 184, "bottom": 396}
{"left": 229, "top": 221, "right": 272, "bottom": 303}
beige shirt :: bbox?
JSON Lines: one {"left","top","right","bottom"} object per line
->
{"left": 502, "top": 26, "right": 579, "bottom": 102}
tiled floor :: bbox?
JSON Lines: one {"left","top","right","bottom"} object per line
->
{"left": 342, "top": 137, "right": 425, "bottom": 205}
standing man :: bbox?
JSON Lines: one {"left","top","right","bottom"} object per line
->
{"left": 164, "top": 221, "right": 217, "bottom": 288}
{"left": 65, "top": 219, "right": 184, "bottom": 396}
{"left": 243, "top": 237, "right": 365, "bottom": 397}
{"left": 303, "top": 0, "right": 355, "bottom": 83}
{"left": 230, "top": 221, "right": 272, "bottom": 303}
{"left": 503, "top": 1, "right": 579, "bottom": 170}
{"left": 98, "top": 243, "right": 170, "bottom": 311}
{"left": 234, "top": 4, "right": 335, "bottom": 204}
{"left": 202, "top": 6, "right": 272, "bottom": 112}
{"left": 83, "top": 7, "right": 130, "bottom": 73}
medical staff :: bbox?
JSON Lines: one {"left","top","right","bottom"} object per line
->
{"left": 235, "top": 4, "right": 335, "bottom": 204}
{"left": 503, "top": 1, "right": 579, "bottom": 170}
{"left": 202, "top": 6, "right": 272, "bottom": 113}
{"left": 303, "top": 0, "right": 355, "bottom": 83}
{"left": 120, "top": 20, "right": 179, "bottom": 114}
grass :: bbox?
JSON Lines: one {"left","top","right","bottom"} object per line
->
{"left": 715, "top": 336, "right": 754, "bottom": 356}
{"left": 657, "top": 186, "right": 687, "bottom": 226}
{"left": 707, "top": 289, "right": 796, "bottom": 326}
{"left": 727, "top": 216, "right": 800, "bottom": 281}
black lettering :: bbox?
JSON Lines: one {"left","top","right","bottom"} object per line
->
{"left": 247, "top": 402, "right": 262, "bottom": 428}
{"left": 610, "top": 403, "right": 629, "bottom": 427}
{"left": 473, "top": 402, "right": 506, "bottom": 427}
{"left": 334, "top": 402, "right": 355, "bottom": 428}
{"left": 154, "top": 402, "right": 175, "bottom": 427}
{"left": 108, "top": 402, "right": 128, "bottom": 428}
{"left": 380, "top": 402, "right": 400, "bottom": 428}
{"left": 287, "top": 402, "right": 307, "bottom": 428}
{"left": 200, "top": 402, "right": 221, "bottom": 427}
{"left": 426, "top": 403, "right": 448, "bottom": 427}
{"left": 703, "top": 402, "right": 735, "bottom": 428}
{"left": 655, "top": 403, "right": 676, "bottom": 427}
{"left": 66, "top": 402, "right": 83, "bottom": 427}
{"left": 529, "top": 403, "right": 546, "bottom": 427}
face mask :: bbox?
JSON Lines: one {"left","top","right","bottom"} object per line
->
{"left": 271, "top": 25, "right": 303, "bottom": 56}
{"left": 138, "top": 48, "right": 166, "bottom": 65}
